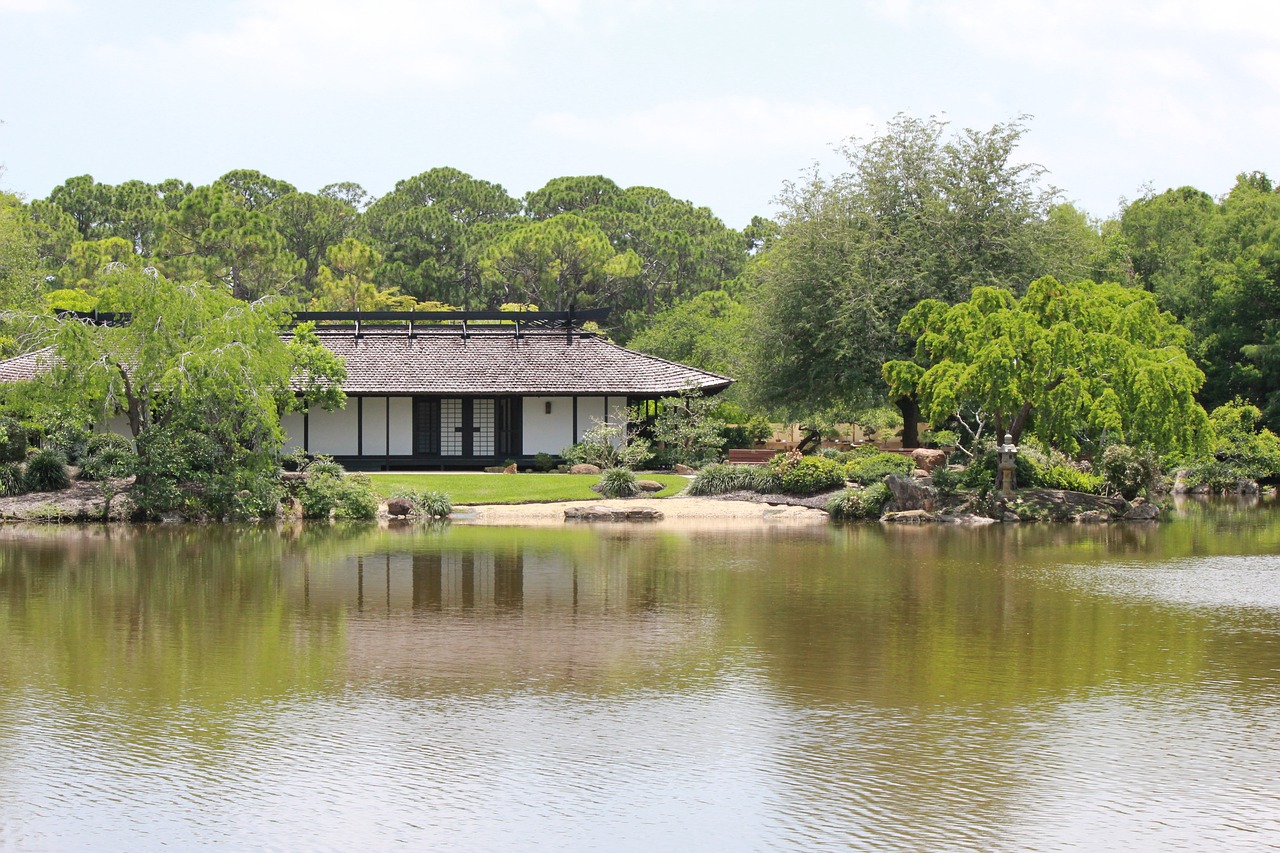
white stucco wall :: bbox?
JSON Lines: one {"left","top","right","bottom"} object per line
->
{"left": 281, "top": 413, "right": 305, "bottom": 452}
{"left": 361, "top": 397, "right": 388, "bottom": 456}
{"left": 388, "top": 397, "right": 413, "bottom": 455}
{"left": 575, "top": 396, "right": 609, "bottom": 442}
{"left": 308, "top": 404, "right": 359, "bottom": 456}
{"left": 101, "top": 414, "right": 133, "bottom": 440}
{"left": 522, "top": 396, "right": 573, "bottom": 455}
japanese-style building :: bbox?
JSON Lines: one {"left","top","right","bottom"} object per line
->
{"left": 0, "top": 309, "right": 734, "bottom": 470}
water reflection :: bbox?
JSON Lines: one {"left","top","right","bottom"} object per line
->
{"left": 0, "top": 508, "right": 1279, "bottom": 850}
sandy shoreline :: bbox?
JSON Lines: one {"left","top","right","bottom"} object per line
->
{"left": 451, "top": 495, "right": 830, "bottom": 527}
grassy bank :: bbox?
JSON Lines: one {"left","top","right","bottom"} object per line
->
{"left": 366, "top": 472, "right": 689, "bottom": 504}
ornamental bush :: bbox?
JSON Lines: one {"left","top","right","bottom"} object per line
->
{"left": 389, "top": 488, "right": 453, "bottom": 518}
{"left": 0, "top": 462, "right": 25, "bottom": 497}
{"left": 296, "top": 463, "right": 378, "bottom": 520}
{"left": 0, "top": 416, "right": 28, "bottom": 463}
{"left": 826, "top": 483, "right": 892, "bottom": 520}
{"left": 597, "top": 467, "right": 640, "bottom": 498}
{"left": 844, "top": 452, "right": 914, "bottom": 485}
{"left": 688, "top": 463, "right": 781, "bottom": 496}
{"left": 79, "top": 433, "right": 137, "bottom": 482}
{"left": 929, "top": 466, "right": 962, "bottom": 497}
{"left": 776, "top": 455, "right": 846, "bottom": 495}
{"left": 23, "top": 449, "right": 71, "bottom": 493}
{"left": 1100, "top": 444, "right": 1160, "bottom": 500}
{"left": 1037, "top": 464, "right": 1105, "bottom": 494}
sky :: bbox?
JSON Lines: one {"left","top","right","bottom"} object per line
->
{"left": 1, "top": 0, "right": 1279, "bottom": 228}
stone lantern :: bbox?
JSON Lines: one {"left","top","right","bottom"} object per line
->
{"left": 997, "top": 433, "right": 1018, "bottom": 496}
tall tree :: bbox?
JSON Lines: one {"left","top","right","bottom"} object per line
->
{"left": 364, "top": 167, "right": 519, "bottom": 304}
{"left": 751, "top": 115, "right": 1064, "bottom": 442}
{"left": 268, "top": 191, "right": 361, "bottom": 294}
{"left": 156, "top": 184, "right": 302, "bottom": 300}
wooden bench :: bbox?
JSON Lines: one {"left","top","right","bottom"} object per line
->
{"left": 726, "top": 449, "right": 778, "bottom": 466}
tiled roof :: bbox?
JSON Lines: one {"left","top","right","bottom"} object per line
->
{"left": 309, "top": 330, "right": 733, "bottom": 396}
{"left": 0, "top": 347, "right": 54, "bottom": 383}
{"left": 0, "top": 333, "right": 734, "bottom": 397}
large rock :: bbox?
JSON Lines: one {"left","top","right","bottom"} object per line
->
{"left": 884, "top": 473, "right": 937, "bottom": 511}
{"left": 502, "top": 463, "right": 518, "bottom": 474}
{"left": 674, "top": 464, "right": 696, "bottom": 475}
{"left": 881, "top": 509, "right": 935, "bottom": 524}
{"left": 1122, "top": 502, "right": 1160, "bottom": 521}
{"left": 387, "top": 498, "right": 413, "bottom": 517}
{"left": 911, "top": 448, "right": 949, "bottom": 474}
{"left": 635, "top": 479, "right": 665, "bottom": 493}
{"left": 569, "top": 464, "right": 602, "bottom": 475}
{"left": 564, "top": 505, "right": 663, "bottom": 522}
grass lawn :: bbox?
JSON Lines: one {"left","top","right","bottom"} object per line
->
{"left": 365, "top": 472, "right": 690, "bottom": 504}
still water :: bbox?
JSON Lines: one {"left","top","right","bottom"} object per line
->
{"left": 2, "top": 501, "right": 1280, "bottom": 851}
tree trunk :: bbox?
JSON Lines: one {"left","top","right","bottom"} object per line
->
{"left": 896, "top": 395, "right": 921, "bottom": 448}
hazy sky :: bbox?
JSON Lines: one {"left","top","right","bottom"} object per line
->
{"left": 2, "top": 0, "right": 1277, "bottom": 227}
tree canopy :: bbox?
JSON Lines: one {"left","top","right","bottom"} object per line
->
{"left": 883, "top": 277, "right": 1211, "bottom": 456}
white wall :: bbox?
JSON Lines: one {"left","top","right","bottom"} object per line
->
{"left": 101, "top": 414, "right": 132, "bottom": 440}
{"left": 281, "top": 413, "right": 305, "bottom": 452}
{"left": 575, "top": 396, "right": 608, "bottom": 442}
{"left": 308, "top": 404, "right": 359, "bottom": 456}
{"left": 522, "top": 396, "right": 573, "bottom": 455}
{"left": 361, "top": 397, "right": 388, "bottom": 456}
{"left": 389, "top": 397, "right": 413, "bottom": 455}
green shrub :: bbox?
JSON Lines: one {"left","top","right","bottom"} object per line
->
{"left": 930, "top": 466, "right": 962, "bottom": 497}
{"left": 564, "top": 421, "right": 651, "bottom": 470}
{"left": 389, "top": 488, "right": 453, "bottom": 518}
{"left": 778, "top": 456, "right": 846, "bottom": 495}
{"left": 79, "top": 433, "right": 137, "bottom": 481}
{"left": 844, "top": 452, "right": 914, "bottom": 485}
{"left": 1100, "top": 444, "right": 1159, "bottom": 499}
{"left": 597, "top": 467, "right": 639, "bottom": 498}
{"left": 1038, "top": 464, "right": 1105, "bottom": 494}
{"left": 0, "top": 416, "right": 28, "bottom": 463}
{"left": 41, "top": 421, "right": 92, "bottom": 466}
{"left": 924, "top": 429, "right": 958, "bottom": 449}
{"left": 297, "top": 465, "right": 378, "bottom": 520}
{"left": 826, "top": 483, "right": 892, "bottom": 520}
{"left": 533, "top": 452, "right": 556, "bottom": 473}
{"left": 1181, "top": 459, "right": 1254, "bottom": 493}
{"left": 204, "top": 466, "right": 283, "bottom": 520}
{"left": 23, "top": 449, "right": 71, "bottom": 492}
{"left": 0, "top": 462, "right": 25, "bottom": 497}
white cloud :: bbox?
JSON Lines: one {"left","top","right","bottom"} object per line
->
{"left": 535, "top": 97, "right": 879, "bottom": 158}
{"left": 122, "top": 0, "right": 581, "bottom": 92}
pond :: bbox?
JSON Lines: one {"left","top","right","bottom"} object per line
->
{"left": 2, "top": 500, "right": 1280, "bottom": 850}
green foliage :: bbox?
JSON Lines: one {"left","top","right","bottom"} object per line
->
{"left": 597, "top": 467, "right": 639, "bottom": 498}
{"left": 0, "top": 462, "right": 26, "bottom": 497}
{"left": 564, "top": 419, "right": 651, "bottom": 470}
{"left": 389, "top": 488, "right": 453, "bottom": 518}
{"left": 688, "top": 463, "right": 781, "bottom": 496}
{"left": 533, "top": 452, "right": 557, "bottom": 473}
{"left": 647, "top": 389, "right": 727, "bottom": 467}
{"left": 929, "top": 466, "right": 962, "bottom": 497}
{"left": 0, "top": 415, "right": 28, "bottom": 463}
{"left": 885, "top": 277, "right": 1212, "bottom": 457}
{"left": 752, "top": 115, "right": 1062, "bottom": 417}
{"left": 1206, "top": 399, "right": 1280, "bottom": 479}
{"left": 40, "top": 420, "right": 91, "bottom": 465}
{"left": 297, "top": 464, "right": 378, "bottom": 520}
{"left": 924, "top": 429, "right": 958, "bottom": 448}
{"left": 844, "top": 452, "right": 914, "bottom": 486}
{"left": 1037, "top": 464, "right": 1105, "bottom": 494}
{"left": 773, "top": 454, "right": 846, "bottom": 495}
{"left": 826, "top": 483, "right": 892, "bottom": 520}
{"left": 78, "top": 433, "right": 136, "bottom": 481}
{"left": 1099, "top": 444, "right": 1160, "bottom": 500}
{"left": 23, "top": 449, "right": 70, "bottom": 493}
